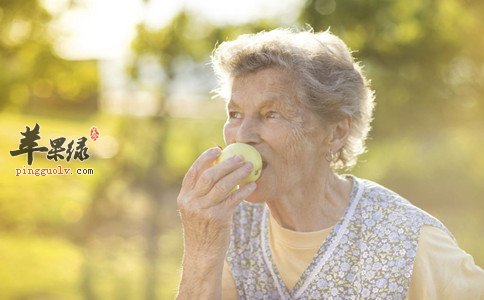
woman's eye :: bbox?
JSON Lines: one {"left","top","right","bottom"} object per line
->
{"left": 265, "top": 111, "right": 280, "bottom": 119}
{"left": 229, "top": 111, "right": 242, "bottom": 119}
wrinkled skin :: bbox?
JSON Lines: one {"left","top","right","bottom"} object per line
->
{"left": 177, "top": 148, "right": 256, "bottom": 255}
{"left": 176, "top": 147, "right": 257, "bottom": 298}
{"left": 224, "top": 67, "right": 330, "bottom": 205}
{"left": 224, "top": 67, "right": 352, "bottom": 230}
{"left": 176, "top": 67, "right": 351, "bottom": 298}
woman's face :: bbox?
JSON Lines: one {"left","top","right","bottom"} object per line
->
{"left": 223, "top": 67, "right": 333, "bottom": 203}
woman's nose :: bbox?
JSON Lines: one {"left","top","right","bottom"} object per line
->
{"left": 235, "top": 117, "right": 260, "bottom": 144}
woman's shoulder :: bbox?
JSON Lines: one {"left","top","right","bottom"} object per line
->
{"left": 355, "top": 176, "right": 433, "bottom": 216}
{"left": 352, "top": 176, "right": 453, "bottom": 237}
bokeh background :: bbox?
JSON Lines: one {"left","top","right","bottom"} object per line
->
{"left": 1, "top": 0, "right": 483, "bottom": 299}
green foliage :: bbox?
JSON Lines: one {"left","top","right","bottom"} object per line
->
{"left": 299, "top": 0, "right": 484, "bottom": 134}
{"left": 131, "top": 11, "right": 278, "bottom": 79}
{"left": 0, "top": 0, "right": 99, "bottom": 113}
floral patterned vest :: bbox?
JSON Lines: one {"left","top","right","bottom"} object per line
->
{"left": 226, "top": 175, "right": 452, "bottom": 299}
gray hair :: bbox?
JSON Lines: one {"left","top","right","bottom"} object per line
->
{"left": 211, "top": 28, "right": 375, "bottom": 170}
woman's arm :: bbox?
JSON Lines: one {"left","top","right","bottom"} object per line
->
{"left": 175, "top": 147, "right": 256, "bottom": 299}
{"left": 221, "top": 260, "right": 239, "bottom": 299}
{"left": 408, "top": 225, "right": 484, "bottom": 299}
{"left": 177, "top": 252, "right": 225, "bottom": 299}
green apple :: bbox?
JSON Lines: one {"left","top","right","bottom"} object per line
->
{"left": 216, "top": 143, "right": 263, "bottom": 184}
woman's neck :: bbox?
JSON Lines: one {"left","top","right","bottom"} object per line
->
{"left": 266, "top": 172, "right": 353, "bottom": 232}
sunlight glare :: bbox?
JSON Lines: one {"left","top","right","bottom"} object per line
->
{"left": 46, "top": 0, "right": 301, "bottom": 60}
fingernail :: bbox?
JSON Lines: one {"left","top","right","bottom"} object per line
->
{"left": 247, "top": 182, "right": 257, "bottom": 190}
{"left": 232, "top": 155, "right": 244, "bottom": 162}
{"left": 210, "top": 147, "right": 221, "bottom": 156}
{"left": 244, "top": 162, "right": 253, "bottom": 170}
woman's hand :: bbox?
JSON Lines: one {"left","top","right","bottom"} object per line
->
{"left": 176, "top": 147, "right": 257, "bottom": 299}
{"left": 178, "top": 146, "right": 256, "bottom": 256}
{"left": 177, "top": 148, "right": 256, "bottom": 299}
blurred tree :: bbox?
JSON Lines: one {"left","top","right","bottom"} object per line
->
{"left": 131, "top": 11, "right": 278, "bottom": 80}
{"left": 0, "top": 0, "right": 99, "bottom": 113}
{"left": 298, "top": 0, "right": 484, "bottom": 136}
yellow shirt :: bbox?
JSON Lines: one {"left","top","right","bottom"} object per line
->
{"left": 222, "top": 211, "right": 484, "bottom": 299}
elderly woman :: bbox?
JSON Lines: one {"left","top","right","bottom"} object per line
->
{"left": 176, "top": 28, "right": 484, "bottom": 299}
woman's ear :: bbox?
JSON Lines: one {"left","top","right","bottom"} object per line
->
{"left": 329, "top": 117, "right": 351, "bottom": 151}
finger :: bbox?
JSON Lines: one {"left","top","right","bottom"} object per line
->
{"left": 182, "top": 147, "right": 221, "bottom": 190}
{"left": 203, "top": 162, "right": 254, "bottom": 204}
{"left": 218, "top": 182, "right": 257, "bottom": 212}
{"left": 194, "top": 155, "right": 246, "bottom": 197}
